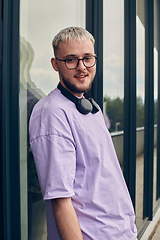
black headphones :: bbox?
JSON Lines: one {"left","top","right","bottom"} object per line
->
{"left": 57, "top": 82, "right": 99, "bottom": 115}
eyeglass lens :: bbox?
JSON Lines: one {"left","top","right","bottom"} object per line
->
{"left": 65, "top": 56, "right": 96, "bottom": 69}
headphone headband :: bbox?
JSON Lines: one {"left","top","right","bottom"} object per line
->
{"left": 57, "top": 82, "right": 99, "bottom": 115}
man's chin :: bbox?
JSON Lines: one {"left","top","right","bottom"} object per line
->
{"left": 76, "top": 81, "right": 92, "bottom": 93}
{"left": 61, "top": 77, "right": 93, "bottom": 95}
{"left": 74, "top": 85, "right": 91, "bottom": 94}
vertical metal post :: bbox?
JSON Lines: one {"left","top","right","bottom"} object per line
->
{"left": 1, "top": 0, "right": 21, "bottom": 239}
{"left": 86, "top": 0, "right": 103, "bottom": 110}
{"left": 143, "top": 0, "right": 154, "bottom": 221}
{"left": 123, "top": 0, "right": 137, "bottom": 208}
{"left": 0, "top": 0, "right": 3, "bottom": 239}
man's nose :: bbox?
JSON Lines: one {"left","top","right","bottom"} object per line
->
{"left": 76, "top": 59, "right": 86, "bottom": 70}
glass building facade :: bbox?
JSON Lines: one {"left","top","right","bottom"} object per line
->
{"left": 1, "top": 0, "right": 160, "bottom": 239}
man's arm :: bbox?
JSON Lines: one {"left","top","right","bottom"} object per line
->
{"left": 52, "top": 197, "right": 84, "bottom": 240}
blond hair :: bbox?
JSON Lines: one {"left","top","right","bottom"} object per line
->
{"left": 52, "top": 27, "right": 95, "bottom": 56}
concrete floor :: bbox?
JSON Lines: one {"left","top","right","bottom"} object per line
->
{"left": 148, "top": 219, "right": 160, "bottom": 240}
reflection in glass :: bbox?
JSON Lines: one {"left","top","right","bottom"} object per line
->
{"left": 20, "top": 0, "right": 86, "bottom": 239}
{"left": 103, "top": 0, "right": 124, "bottom": 168}
{"left": 153, "top": 0, "right": 159, "bottom": 214}
{"left": 136, "top": 2, "right": 145, "bottom": 229}
{"left": 20, "top": 36, "right": 46, "bottom": 240}
{"left": 153, "top": 48, "right": 158, "bottom": 211}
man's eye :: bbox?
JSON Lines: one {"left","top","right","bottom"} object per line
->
{"left": 66, "top": 58, "right": 77, "bottom": 63}
{"left": 84, "top": 56, "right": 92, "bottom": 61}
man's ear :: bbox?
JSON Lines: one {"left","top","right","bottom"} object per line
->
{"left": 51, "top": 58, "right": 59, "bottom": 71}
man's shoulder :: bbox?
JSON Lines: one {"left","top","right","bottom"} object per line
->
{"left": 29, "top": 88, "right": 103, "bottom": 136}
{"left": 29, "top": 88, "right": 76, "bottom": 140}
{"left": 32, "top": 88, "right": 72, "bottom": 114}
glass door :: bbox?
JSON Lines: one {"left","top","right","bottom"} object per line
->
{"left": 19, "top": 1, "right": 86, "bottom": 239}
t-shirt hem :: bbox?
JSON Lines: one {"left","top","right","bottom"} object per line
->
{"left": 43, "top": 192, "right": 75, "bottom": 201}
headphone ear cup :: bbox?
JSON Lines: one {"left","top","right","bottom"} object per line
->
{"left": 76, "top": 98, "right": 93, "bottom": 115}
{"left": 89, "top": 98, "right": 99, "bottom": 113}
{"left": 57, "top": 82, "right": 99, "bottom": 114}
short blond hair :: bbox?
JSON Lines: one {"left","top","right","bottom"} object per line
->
{"left": 52, "top": 27, "right": 95, "bottom": 57}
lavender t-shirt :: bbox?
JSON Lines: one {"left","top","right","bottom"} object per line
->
{"left": 29, "top": 88, "right": 137, "bottom": 240}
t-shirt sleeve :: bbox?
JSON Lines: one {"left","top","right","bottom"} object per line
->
{"left": 29, "top": 107, "right": 76, "bottom": 200}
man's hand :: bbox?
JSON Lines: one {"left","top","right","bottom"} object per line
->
{"left": 52, "top": 197, "right": 84, "bottom": 240}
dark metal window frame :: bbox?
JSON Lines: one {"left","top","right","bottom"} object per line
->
{"left": 0, "top": 0, "right": 21, "bottom": 239}
{"left": 143, "top": 0, "right": 154, "bottom": 221}
{"left": 86, "top": 0, "right": 103, "bottom": 110}
{"left": 123, "top": 0, "right": 137, "bottom": 209}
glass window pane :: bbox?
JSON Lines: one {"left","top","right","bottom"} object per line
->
{"left": 103, "top": 0, "right": 124, "bottom": 168}
{"left": 153, "top": 47, "right": 158, "bottom": 211}
{"left": 153, "top": 0, "right": 158, "bottom": 211}
{"left": 136, "top": 0, "right": 145, "bottom": 230}
{"left": 19, "top": 1, "right": 86, "bottom": 239}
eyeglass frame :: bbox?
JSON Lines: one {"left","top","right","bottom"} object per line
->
{"left": 55, "top": 55, "right": 97, "bottom": 69}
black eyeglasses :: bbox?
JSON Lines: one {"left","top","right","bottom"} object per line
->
{"left": 56, "top": 55, "right": 97, "bottom": 69}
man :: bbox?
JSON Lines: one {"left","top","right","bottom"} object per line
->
{"left": 29, "top": 27, "right": 137, "bottom": 240}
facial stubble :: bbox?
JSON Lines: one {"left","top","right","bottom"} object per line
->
{"left": 61, "top": 73, "right": 95, "bottom": 94}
